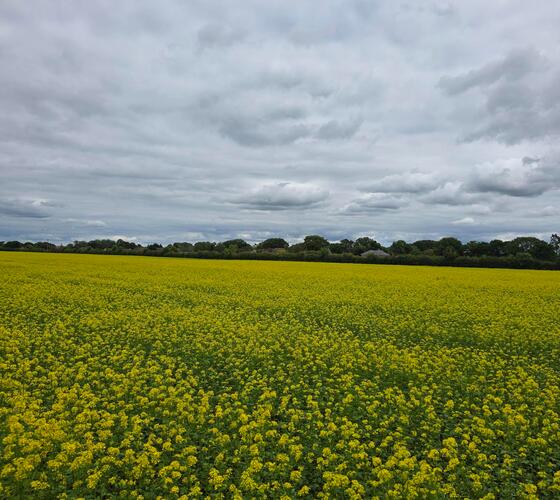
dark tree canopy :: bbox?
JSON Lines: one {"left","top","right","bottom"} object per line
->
{"left": 146, "top": 243, "right": 163, "bottom": 250}
{"left": 436, "top": 237, "right": 463, "bottom": 256}
{"left": 193, "top": 241, "right": 216, "bottom": 252}
{"left": 4, "top": 241, "right": 23, "bottom": 249}
{"left": 551, "top": 234, "right": 560, "bottom": 255}
{"left": 464, "top": 241, "right": 490, "bottom": 257}
{"left": 303, "top": 235, "right": 330, "bottom": 251}
{"left": 412, "top": 240, "right": 437, "bottom": 252}
{"left": 221, "top": 239, "right": 252, "bottom": 251}
{"left": 169, "top": 242, "right": 194, "bottom": 252}
{"left": 329, "top": 239, "right": 355, "bottom": 254}
{"left": 506, "top": 237, "right": 556, "bottom": 261}
{"left": 256, "top": 238, "right": 289, "bottom": 250}
{"left": 389, "top": 240, "right": 412, "bottom": 255}
{"left": 352, "top": 237, "right": 382, "bottom": 255}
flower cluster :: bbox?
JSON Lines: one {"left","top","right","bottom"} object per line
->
{"left": 1, "top": 253, "right": 559, "bottom": 498}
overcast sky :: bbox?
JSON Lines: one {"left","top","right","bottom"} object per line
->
{"left": 1, "top": 0, "right": 559, "bottom": 245}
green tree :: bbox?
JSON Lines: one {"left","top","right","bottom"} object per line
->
{"left": 171, "top": 242, "right": 194, "bottom": 252}
{"left": 221, "top": 239, "right": 252, "bottom": 251}
{"left": 4, "top": 241, "right": 23, "bottom": 249}
{"left": 442, "top": 246, "right": 458, "bottom": 259}
{"left": 412, "top": 240, "right": 437, "bottom": 253}
{"left": 303, "top": 235, "right": 330, "bottom": 251}
{"left": 194, "top": 241, "right": 216, "bottom": 252}
{"left": 436, "top": 237, "right": 463, "bottom": 256}
{"left": 487, "top": 239, "right": 507, "bottom": 257}
{"left": 506, "top": 237, "right": 555, "bottom": 260}
{"left": 550, "top": 234, "right": 560, "bottom": 256}
{"left": 256, "top": 238, "right": 289, "bottom": 250}
{"left": 352, "top": 237, "right": 381, "bottom": 255}
{"left": 464, "top": 241, "right": 489, "bottom": 257}
{"left": 389, "top": 240, "right": 412, "bottom": 255}
{"left": 329, "top": 239, "right": 354, "bottom": 254}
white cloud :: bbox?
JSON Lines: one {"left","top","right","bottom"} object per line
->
{"left": 468, "top": 153, "right": 560, "bottom": 197}
{"left": 232, "top": 182, "right": 329, "bottom": 211}
{"left": 65, "top": 219, "right": 107, "bottom": 227}
{"left": 363, "top": 172, "right": 440, "bottom": 194}
{"left": 452, "top": 216, "right": 475, "bottom": 225}
{"left": 421, "top": 182, "right": 480, "bottom": 206}
{"left": 340, "top": 193, "right": 408, "bottom": 215}
{"left": 0, "top": 198, "right": 56, "bottom": 219}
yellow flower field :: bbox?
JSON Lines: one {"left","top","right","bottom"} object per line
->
{"left": 1, "top": 252, "right": 559, "bottom": 499}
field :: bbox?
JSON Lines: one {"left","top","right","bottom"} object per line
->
{"left": 1, "top": 253, "right": 559, "bottom": 499}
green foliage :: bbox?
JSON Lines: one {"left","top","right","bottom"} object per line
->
{"left": 303, "top": 235, "right": 330, "bottom": 251}
{"left": 1, "top": 233, "right": 559, "bottom": 270}
{"left": 256, "top": 238, "right": 289, "bottom": 250}
{"left": 551, "top": 234, "right": 560, "bottom": 256}
{"left": 389, "top": 240, "right": 412, "bottom": 255}
{"left": 352, "top": 236, "right": 382, "bottom": 255}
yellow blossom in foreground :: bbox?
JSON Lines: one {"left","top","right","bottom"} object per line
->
{"left": 0, "top": 252, "right": 559, "bottom": 498}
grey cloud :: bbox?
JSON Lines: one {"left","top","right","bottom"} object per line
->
{"left": 315, "top": 118, "right": 363, "bottom": 140}
{"left": 1, "top": 1, "right": 560, "bottom": 244}
{"left": 528, "top": 205, "right": 559, "bottom": 217}
{"left": 232, "top": 182, "right": 329, "bottom": 210}
{"left": 421, "top": 182, "right": 482, "bottom": 206}
{"left": 363, "top": 172, "right": 440, "bottom": 194}
{"left": 197, "top": 23, "right": 246, "bottom": 50}
{"left": 439, "top": 47, "right": 544, "bottom": 95}
{"left": 440, "top": 48, "right": 560, "bottom": 144}
{"left": 452, "top": 217, "right": 475, "bottom": 225}
{"left": 467, "top": 153, "right": 560, "bottom": 197}
{"left": 64, "top": 218, "right": 107, "bottom": 227}
{"left": 219, "top": 117, "right": 311, "bottom": 147}
{"left": 0, "top": 198, "right": 55, "bottom": 218}
{"left": 340, "top": 193, "right": 408, "bottom": 215}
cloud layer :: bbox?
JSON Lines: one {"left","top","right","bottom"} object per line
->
{"left": 1, "top": 1, "right": 559, "bottom": 245}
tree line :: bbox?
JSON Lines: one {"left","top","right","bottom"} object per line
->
{"left": 1, "top": 234, "right": 559, "bottom": 270}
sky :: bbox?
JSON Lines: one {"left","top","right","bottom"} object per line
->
{"left": 1, "top": 0, "right": 559, "bottom": 245}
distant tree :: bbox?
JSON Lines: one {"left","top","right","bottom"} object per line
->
{"left": 72, "top": 240, "right": 89, "bottom": 249}
{"left": 389, "top": 240, "right": 412, "bottom": 255}
{"left": 436, "top": 237, "right": 463, "bottom": 256}
{"left": 329, "top": 239, "right": 354, "bottom": 254}
{"left": 551, "top": 234, "right": 560, "bottom": 256}
{"left": 303, "top": 235, "right": 330, "bottom": 251}
{"left": 146, "top": 243, "right": 163, "bottom": 250}
{"left": 34, "top": 241, "right": 57, "bottom": 251}
{"left": 256, "top": 238, "right": 289, "bottom": 250}
{"left": 194, "top": 241, "right": 216, "bottom": 252}
{"left": 352, "top": 237, "right": 382, "bottom": 255}
{"left": 288, "top": 242, "right": 306, "bottom": 253}
{"left": 340, "top": 239, "right": 354, "bottom": 252}
{"left": 171, "top": 242, "right": 194, "bottom": 252}
{"left": 412, "top": 240, "right": 437, "bottom": 252}
{"left": 463, "top": 241, "right": 487, "bottom": 257}
{"left": 85, "top": 239, "right": 116, "bottom": 250}
{"left": 506, "top": 237, "right": 555, "bottom": 260}
{"left": 221, "top": 239, "right": 252, "bottom": 251}
{"left": 115, "top": 239, "right": 138, "bottom": 250}
{"left": 4, "top": 241, "right": 23, "bottom": 249}
{"left": 487, "top": 239, "right": 507, "bottom": 257}
{"left": 442, "top": 246, "right": 458, "bottom": 259}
